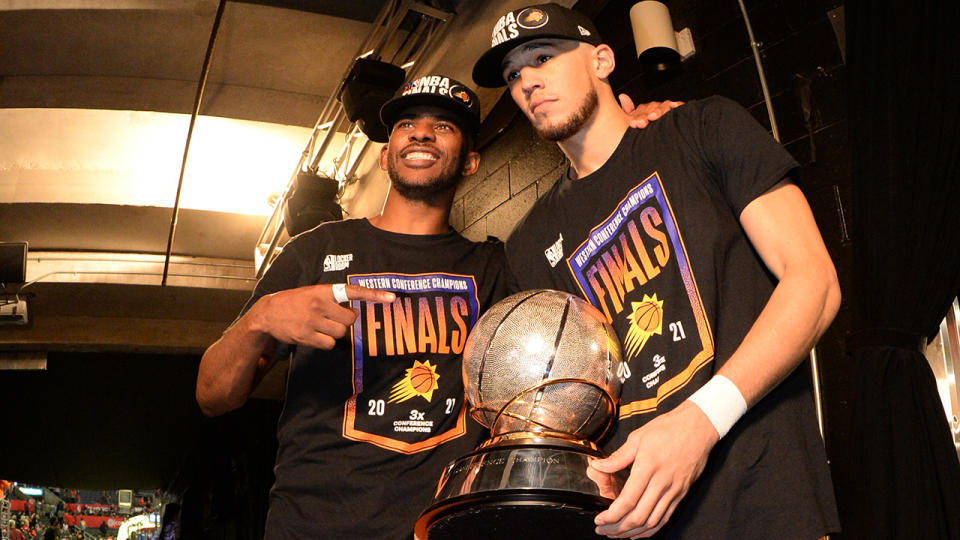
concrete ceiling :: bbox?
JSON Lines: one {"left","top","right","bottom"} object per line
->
{"left": 1, "top": 0, "right": 392, "bottom": 261}
{"left": 1, "top": 1, "right": 385, "bottom": 124}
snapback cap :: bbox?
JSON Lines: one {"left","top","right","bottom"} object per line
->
{"left": 472, "top": 3, "right": 602, "bottom": 88}
{"left": 380, "top": 74, "right": 481, "bottom": 138}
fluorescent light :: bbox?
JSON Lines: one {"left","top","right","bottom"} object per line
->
{"left": 0, "top": 108, "right": 351, "bottom": 216}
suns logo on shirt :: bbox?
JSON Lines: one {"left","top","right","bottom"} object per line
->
{"left": 623, "top": 293, "right": 664, "bottom": 361}
{"left": 388, "top": 359, "right": 441, "bottom": 403}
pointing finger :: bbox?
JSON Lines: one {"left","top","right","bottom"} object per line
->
{"left": 336, "top": 284, "right": 396, "bottom": 305}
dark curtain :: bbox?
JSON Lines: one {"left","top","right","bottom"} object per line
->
{"left": 845, "top": 0, "right": 960, "bottom": 538}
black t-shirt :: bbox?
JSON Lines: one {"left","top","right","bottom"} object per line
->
{"left": 505, "top": 96, "right": 840, "bottom": 539}
{"left": 244, "top": 218, "right": 510, "bottom": 540}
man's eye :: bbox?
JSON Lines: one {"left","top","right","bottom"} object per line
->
{"left": 397, "top": 120, "right": 414, "bottom": 129}
{"left": 505, "top": 70, "right": 520, "bottom": 82}
{"left": 435, "top": 123, "right": 453, "bottom": 132}
{"left": 536, "top": 54, "right": 552, "bottom": 64}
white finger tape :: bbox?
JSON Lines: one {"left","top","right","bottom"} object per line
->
{"left": 332, "top": 283, "right": 349, "bottom": 304}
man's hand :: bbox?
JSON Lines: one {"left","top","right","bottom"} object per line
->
{"left": 197, "top": 283, "right": 395, "bottom": 416}
{"left": 252, "top": 283, "right": 396, "bottom": 349}
{"left": 619, "top": 94, "right": 683, "bottom": 129}
{"left": 590, "top": 401, "right": 718, "bottom": 538}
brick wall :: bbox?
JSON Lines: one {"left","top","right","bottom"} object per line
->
{"left": 453, "top": 115, "right": 565, "bottom": 242}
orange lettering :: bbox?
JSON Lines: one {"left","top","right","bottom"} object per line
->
{"left": 393, "top": 297, "right": 416, "bottom": 355}
{"left": 450, "top": 297, "right": 468, "bottom": 354}
{"left": 435, "top": 297, "right": 451, "bottom": 354}
{"left": 596, "top": 257, "right": 624, "bottom": 315}
{"left": 618, "top": 229, "right": 648, "bottom": 292}
{"left": 365, "top": 302, "right": 381, "bottom": 356}
{"left": 640, "top": 207, "right": 670, "bottom": 266}
{"left": 586, "top": 265, "right": 613, "bottom": 323}
{"left": 382, "top": 301, "right": 395, "bottom": 356}
{"left": 600, "top": 248, "right": 627, "bottom": 308}
{"left": 417, "top": 297, "right": 438, "bottom": 353}
{"left": 628, "top": 219, "right": 660, "bottom": 280}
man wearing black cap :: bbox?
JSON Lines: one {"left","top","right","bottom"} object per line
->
{"left": 196, "top": 75, "right": 509, "bottom": 539}
{"left": 473, "top": 3, "right": 841, "bottom": 540}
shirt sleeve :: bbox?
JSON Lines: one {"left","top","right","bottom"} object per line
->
{"left": 235, "top": 240, "right": 305, "bottom": 322}
{"left": 696, "top": 95, "right": 800, "bottom": 216}
{"left": 480, "top": 237, "right": 517, "bottom": 302}
{"left": 503, "top": 252, "right": 524, "bottom": 295}
{"left": 224, "top": 239, "right": 309, "bottom": 362}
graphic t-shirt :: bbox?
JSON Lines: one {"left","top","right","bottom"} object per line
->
{"left": 244, "top": 218, "right": 509, "bottom": 540}
{"left": 505, "top": 96, "right": 840, "bottom": 539}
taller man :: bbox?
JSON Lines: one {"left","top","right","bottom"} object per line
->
{"left": 473, "top": 4, "right": 841, "bottom": 539}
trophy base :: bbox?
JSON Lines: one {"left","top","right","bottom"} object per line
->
{"left": 414, "top": 438, "right": 625, "bottom": 540}
{"left": 420, "top": 493, "right": 607, "bottom": 540}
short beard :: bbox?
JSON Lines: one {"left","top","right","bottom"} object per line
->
{"left": 387, "top": 149, "right": 467, "bottom": 203}
{"left": 535, "top": 86, "right": 599, "bottom": 142}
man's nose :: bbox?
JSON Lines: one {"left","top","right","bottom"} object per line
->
{"left": 409, "top": 121, "right": 436, "bottom": 141}
{"left": 520, "top": 66, "right": 543, "bottom": 96}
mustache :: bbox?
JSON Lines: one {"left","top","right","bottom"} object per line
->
{"left": 400, "top": 143, "right": 441, "bottom": 157}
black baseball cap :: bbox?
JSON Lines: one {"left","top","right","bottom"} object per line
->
{"left": 472, "top": 3, "right": 602, "bottom": 88}
{"left": 379, "top": 74, "right": 481, "bottom": 138}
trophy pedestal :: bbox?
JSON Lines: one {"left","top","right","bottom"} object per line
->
{"left": 415, "top": 437, "right": 626, "bottom": 540}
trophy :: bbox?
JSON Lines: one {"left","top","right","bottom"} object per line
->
{"left": 415, "top": 289, "right": 627, "bottom": 540}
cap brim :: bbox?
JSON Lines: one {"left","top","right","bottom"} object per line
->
{"left": 473, "top": 32, "right": 595, "bottom": 88}
{"left": 472, "top": 35, "right": 539, "bottom": 88}
{"left": 380, "top": 93, "right": 479, "bottom": 137}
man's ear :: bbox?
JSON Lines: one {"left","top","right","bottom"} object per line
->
{"left": 593, "top": 43, "right": 616, "bottom": 79}
{"left": 462, "top": 151, "right": 481, "bottom": 177}
{"left": 379, "top": 144, "right": 389, "bottom": 172}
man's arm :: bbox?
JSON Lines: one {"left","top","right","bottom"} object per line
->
{"left": 719, "top": 181, "right": 841, "bottom": 404}
{"left": 196, "top": 284, "right": 396, "bottom": 417}
{"left": 591, "top": 181, "right": 840, "bottom": 538}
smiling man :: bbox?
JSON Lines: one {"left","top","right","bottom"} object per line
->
{"left": 473, "top": 4, "right": 841, "bottom": 539}
{"left": 196, "top": 76, "right": 510, "bottom": 540}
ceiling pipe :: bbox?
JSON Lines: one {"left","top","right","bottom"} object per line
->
{"left": 161, "top": 0, "right": 227, "bottom": 286}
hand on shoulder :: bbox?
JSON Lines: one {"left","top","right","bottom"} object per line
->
{"left": 618, "top": 94, "right": 684, "bottom": 129}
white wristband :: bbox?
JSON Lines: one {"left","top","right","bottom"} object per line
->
{"left": 331, "top": 283, "right": 349, "bottom": 304}
{"left": 687, "top": 375, "right": 747, "bottom": 439}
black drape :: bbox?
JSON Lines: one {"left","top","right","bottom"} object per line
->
{"left": 846, "top": 0, "right": 960, "bottom": 538}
